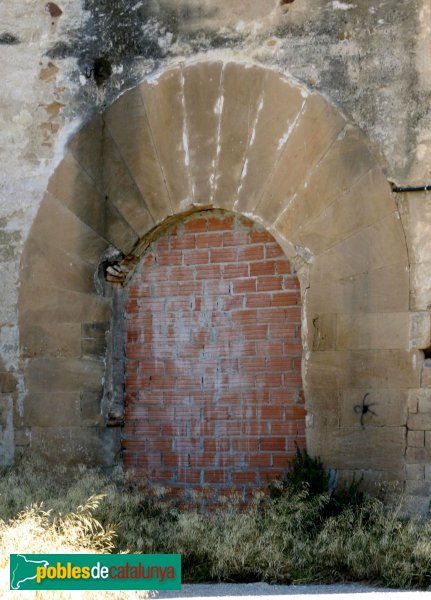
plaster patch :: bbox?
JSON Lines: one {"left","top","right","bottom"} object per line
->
{"left": 332, "top": 1, "right": 356, "bottom": 9}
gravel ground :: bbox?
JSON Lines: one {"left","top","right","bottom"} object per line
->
{"left": 154, "top": 583, "right": 431, "bottom": 599}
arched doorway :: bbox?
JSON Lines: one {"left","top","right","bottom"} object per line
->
{"left": 123, "top": 210, "right": 305, "bottom": 500}
{"left": 18, "top": 61, "right": 415, "bottom": 495}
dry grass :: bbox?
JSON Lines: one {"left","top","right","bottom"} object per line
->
{"left": 1, "top": 460, "right": 431, "bottom": 591}
{"left": 0, "top": 469, "right": 150, "bottom": 599}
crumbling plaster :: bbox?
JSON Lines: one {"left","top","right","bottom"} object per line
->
{"left": 1, "top": 0, "right": 431, "bottom": 468}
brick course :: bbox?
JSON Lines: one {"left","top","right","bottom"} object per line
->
{"left": 123, "top": 211, "right": 305, "bottom": 502}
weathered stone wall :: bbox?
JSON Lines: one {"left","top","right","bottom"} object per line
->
{"left": 1, "top": 0, "right": 431, "bottom": 509}
{"left": 14, "top": 61, "right": 414, "bottom": 504}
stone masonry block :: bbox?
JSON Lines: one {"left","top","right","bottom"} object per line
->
{"left": 307, "top": 262, "right": 409, "bottom": 315}
{"left": 310, "top": 213, "right": 407, "bottom": 284}
{"left": 308, "top": 313, "right": 337, "bottom": 351}
{"left": 274, "top": 135, "right": 379, "bottom": 248}
{"left": 421, "top": 361, "right": 431, "bottom": 387}
{"left": 410, "top": 262, "right": 431, "bottom": 312}
{"left": 254, "top": 92, "right": 346, "bottom": 224}
{"left": 142, "top": 67, "right": 192, "bottom": 209}
{"left": 0, "top": 371, "right": 17, "bottom": 394}
{"left": 31, "top": 427, "right": 121, "bottom": 467}
{"left": 19, "top": 287, "right": 111, "bottom": 326}
{"left": 406, "top": 463, "right": 425, "bottom": 481}
{"left": 104, "top": 90, "right": 171, "bottom": 223}
{"left": 182, "top": 62, "right": 223, "bottom": 205}
{"left": 80, "top": 391, "right": 103, "bottom": 426}
{"left": 405, "top": 480, "right": 431, "bottom": 496}
{"left": 308, "top": 426, "right": 406, "bottom": 472}
{"left": 336, "top": 312, "right": 409, "bottom": 350}
{"left": 407, "top": 430, "right": 425, "bottom": 447}
{"left": 340, "top": 389, "right": 407, "bottom": 428}
{"left": 234, "top": 69, "right": 305, "bottom": 215}
{"left": 20, "top": 322, "right": 81, "bottom": 359}
{"left": 14, "top": 428, "right": 31, "bottom": 447}
{"left": 213, "top": 63, "right": 266, "bottom": 209}
{"left": 350, "top": 350, "right": 421, "bottom": 389}
{"left": 299, "top": 167, "right": 396, "bottom": 256}
{"left": 22, "top": 393, "right": 81, "bottom": 427}
{"left": 406, "top": 446, "right": 431, "bottom": 463}
{"left": 417, "top": 388, "right": 431, "bottom": 412}
{"left": 408, "top": 389, "right": 420, "bottom": 413}
{"left": 408, "top": 413, "right": 431, "bottom": 431}
{"left": 25, "top": 358, "right": 104, "bottom": 393}
{"left": 410, "top": 311, "right": 431, "bottom": 349}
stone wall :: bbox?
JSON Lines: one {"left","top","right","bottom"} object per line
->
{"left": 1, "top": 0, "right": 431, "bottom": 510}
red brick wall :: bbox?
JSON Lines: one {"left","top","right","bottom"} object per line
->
{"left": 123, "top": 211, "right": 305, "bottom": 502}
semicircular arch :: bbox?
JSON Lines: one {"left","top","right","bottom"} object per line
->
{"left": 18, "top": 60, "right": 415, "bottom": 482}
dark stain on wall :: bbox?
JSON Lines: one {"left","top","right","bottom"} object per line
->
{"left": 45, "top": 2, "right": 63, "bottom": 18}
{"left": 47, "top": 1, "right": 225, "bottom": 71}
{"left": 0, "top": 33, "right": 20, "bottom": 45}
{"left": 43, "top": 0, "right": 425, "bottom": 180}
{"left": 271, "top": 0, "right": 423, "bottom": 178}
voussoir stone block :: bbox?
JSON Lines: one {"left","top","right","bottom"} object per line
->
{"left": 104, "top": 88, "right": 172, "bottom": 223}
{"left": 20, "top": 234, "right": 96, "bottom": 295}
{"left": 255, "top": 92, "right": 346, "bottom": 226}
{"left": 182, "top": 62, "right": 223, "bottom": 206}
{"left": 274, "top": 129, "right": 377, "bottom": 244}
{"left": 31, "top": 193, "right": 108, "bottom": 266}
{"left": 68, "top": 113, "right": 105, "bottom": 183}
{"left": 311, "top": 213, "right": 407, "bottom": 283}
{"left": 71, "top": 121, "right": 154, "bottom": 238}
{"left": 212, "top": 63, "right": 267, "bottom": 209}
{"left": 142, "top": 68, "right": 192, "bottom": 209}
{"left": 48, "top": 152, "right": 138, "bottom": 254}
{"left": 298, "top": 168, "right": 396, "bottom": 255}
{"left": 234, "top": 69, "right": 305, "bottom": 214}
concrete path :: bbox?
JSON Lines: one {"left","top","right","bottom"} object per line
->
{"left": 155, "top": 583, "right": 431, "bottom": 599}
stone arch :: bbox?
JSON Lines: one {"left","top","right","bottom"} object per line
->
{"left": 18, "top": 61, "right": 417, "bottom": 489}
